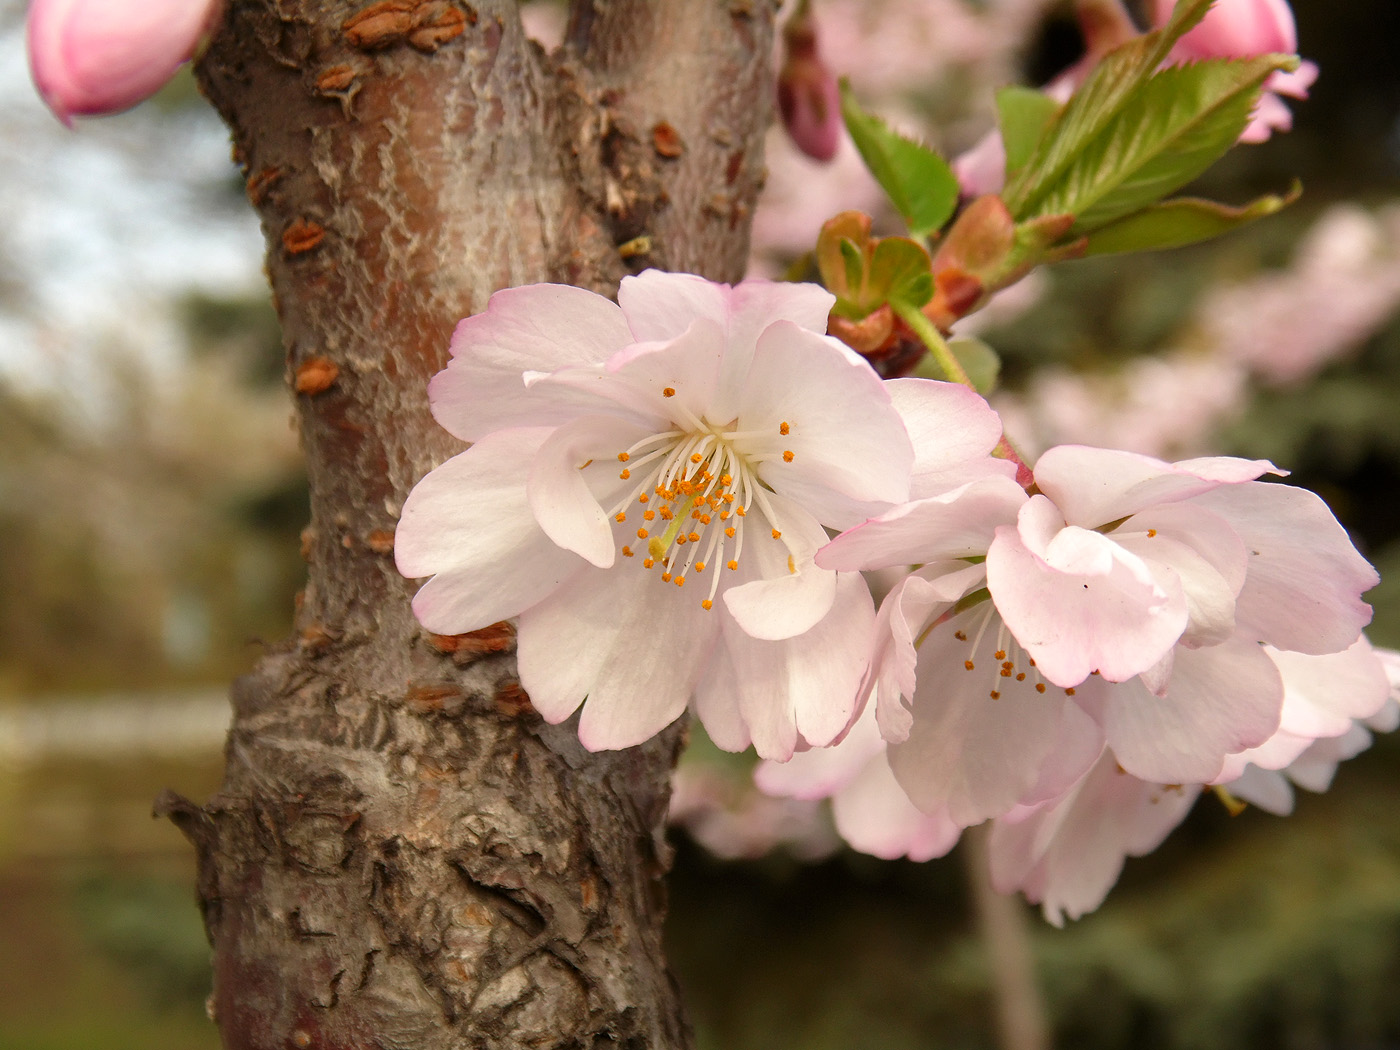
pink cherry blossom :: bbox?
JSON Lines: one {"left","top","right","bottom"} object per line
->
{"left": 818, "top": 444, "right": 1378, "bottom": 815}
{"left": 395, "top": 271, "right": 1006, "bottom": 758}
{"left": 28, "top": 0, "right": 222, "bottom": 125}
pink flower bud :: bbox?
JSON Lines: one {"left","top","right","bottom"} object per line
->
{"left": 1154, "top": 0, "right": 1298, "bottom": 58}
{"left": 27, "top": 0, "right": 221, "bottom": 125}
{"left": 777, "top": 7, "right": 841, "bottom": 163}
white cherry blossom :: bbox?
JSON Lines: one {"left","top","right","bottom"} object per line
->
{"left": 395, "top": 270, "right": 1005, "bottom": 757}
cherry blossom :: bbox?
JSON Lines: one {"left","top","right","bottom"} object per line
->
{"left": 28, "top": 0, "right": 222, "bottom": 125}
{"left": 818, "top": 445, "right": 1379, "bottom": 820}
{"left": 395, "top": 271, "right": 1005, "bottom": 758}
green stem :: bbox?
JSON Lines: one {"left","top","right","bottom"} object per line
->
{"left": 892, "top": 299, "right": 1037, "bottom": 487}
{"left": 892, "top": 299, "right": 973, "bottom": 388}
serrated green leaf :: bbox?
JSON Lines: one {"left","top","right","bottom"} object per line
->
{"left": 1081, "top": 183, "right": 1302, "bottom": 255}
{"left": 996, "top": 86, "right": 1060, "bottom": 182}
{"left": 840, "top": 82, "right": 959, "bottom": 239}
{"left": 1003, "top": 0, "right": 1215, "bottom": 217}
{"left": 1037, "top": 56, "right": 1288, "bottom": 232}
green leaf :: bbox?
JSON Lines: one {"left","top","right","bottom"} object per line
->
{"left": 1002, "top": 0, "right": 1216, "bottom": 217}
{"left": 996, "top": 86, "right": 1060, "bottom": 182}
{"left": 949, "top": 337, "right": 1001, "bottom": 395}
{"left": 840, "top": 81, "right": 959, "bottom": 239}
{"left": 869, "top": 237, "right": 934, "bottom": 309}
{"left": 1081, "top": 183, "right": 1302, "bottom": 255}
{"left": 1041, "top": 56, "right": 1289, "bottom": 232}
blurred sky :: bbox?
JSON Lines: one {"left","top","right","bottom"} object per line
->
{"left": 0, "top": 0, "right": 263, "bottom": 417}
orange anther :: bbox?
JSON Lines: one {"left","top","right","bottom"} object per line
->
{"left": 782, "top": 450, "right": 794, "bottom": 463}
{"left": 779, "top": 422, "right": 790, "bottom": 435}
{"left": 663, "top": 387, "right": 676, "bottom": 397}
{"left": 727, "top": 560, "right": 738, "bottom": 571}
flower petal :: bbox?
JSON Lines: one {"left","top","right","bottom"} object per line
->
{"left": 528, "top": 415, "right": 649, "bottom": 568}
{"left": 1192, "top": 482, "right": 1378, "bottom": 654}
{"left": 987, "top": 497, "right": 1188, "bottom": 686}
{"left": 988, "top": 753, "right": 1198, "bottom": 926}
{"left": 517, "top": 553, "right": 721, "bottom": 750}
{"left": 618, "top": 271, "right": 836, "bottom": 422}
{"left": 740, "top": 321, "right": 912, "bottom": 508}
{"left": 817, "top": 474, "right": 1027, "bottom": 572}
{"left": 432, "top": 284, "right": 633, "bottom": 442}
{"left": 723, "top": 570, "right": 875, "bottom": 760}
{"left": 869, "top": 562, "right": 987, "bottom": 742}
{"left": 1098, "top": 635, "right": 1284, "bottom": 783}
{"left": 395, "top": 429, "right": 585, "bottom": 632}
{"left": 888, "top": 607, "right": 1080, "bottom": 825}
{"left": 832, "top": 756, "right": 963, "bottom": 862}
{"left": 1032, "top": 445, "right": 1280, "bottom": 528}
{"left": 723, "top": 496, "right": 837, "bottom": 641}
{"left": 883, "top": 378, "right": 1007, "bottom": 497}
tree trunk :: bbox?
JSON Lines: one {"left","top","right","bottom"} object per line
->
{"left": 156, "top": 2, "right": 776, "bottom": 1046}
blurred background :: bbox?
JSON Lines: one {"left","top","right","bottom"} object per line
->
{"left": 2, "top": 0, "right": 1399, "bottom": 1047}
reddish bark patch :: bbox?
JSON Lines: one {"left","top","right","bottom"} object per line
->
{"left": 493, "top": 679, "right": 533, "bottom": 717}
{"left": 315, "top": 64, "right": 358, "bottom": 93}
{"left": 245, "top": 166, "right": 283, "bottom": 205}
{"left": 427, "top": 621, "right": 517, "bottom": 659}
{"left": 651, "top": 122, "right": 684, "bottom": 159}
{"left": 283, "top": 219, "right": 326, "bottom": 255}
{"left": 343, "top": 1, "right": 417, "bottom": 49}
{"left": 294, "top": 356, "right": 340, "bottom": 395}
{"left": 365, "top": 528, "right": 396, "bottom": 555}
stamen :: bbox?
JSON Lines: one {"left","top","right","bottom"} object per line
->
{"left": 622, "top": 546, "right": 634, "bottom": 557}
{"left": 779, "top": 422, "right": 790, "bottom": 436}
{"left": 702, "top": 599, "right": 713, "bottom": 610}
{"left": 782, "top": 450, "right": 794, "bottom": 462}
{"left": 663, "top": 387, "right": 675, "bottom": 397}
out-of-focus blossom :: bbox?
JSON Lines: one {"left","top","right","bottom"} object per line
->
{"left": 778, "top": 3, "right": 842, "bottom": 162}
{"left": 671, "top": 759, "right": 838, "bottom": 861}
{"left": 992, "top": 352, "right": 1250, "bottom": 461}
{"left": 1201, "top": 204, "right": 1400, "bottom": 386}
{"left": 396, "top": 271, "right": 1005, "bottom": 758}
{"left": 1152, "top": 0, "right": 1317, "bottom": 143}
{"left": 28, "top": 0, "right": 222, "bottom": 125}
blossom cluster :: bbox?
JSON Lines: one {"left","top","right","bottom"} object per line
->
{"left": 396, "top": 271, "right": 1394, "bottom": 921}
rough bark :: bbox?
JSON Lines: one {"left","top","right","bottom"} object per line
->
{"left": 157, "top": 2, "right": 776, "bottom": 1047}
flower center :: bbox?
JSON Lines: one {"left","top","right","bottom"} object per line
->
{"left": 939, "top": 603, "right": 1077, "bottom": 702}
{"left": 607, "top": 406, "right": 796, "bottom": 611}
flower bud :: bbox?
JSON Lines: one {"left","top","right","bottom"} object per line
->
{"left": 1154, "top": 0, "right": 1297, "bottom": 57}
{"left": 777, "top": 4, "right": 841, "bottom": 162}
{"left": 27, "top": 0, "right": 221, "bottom": 125}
